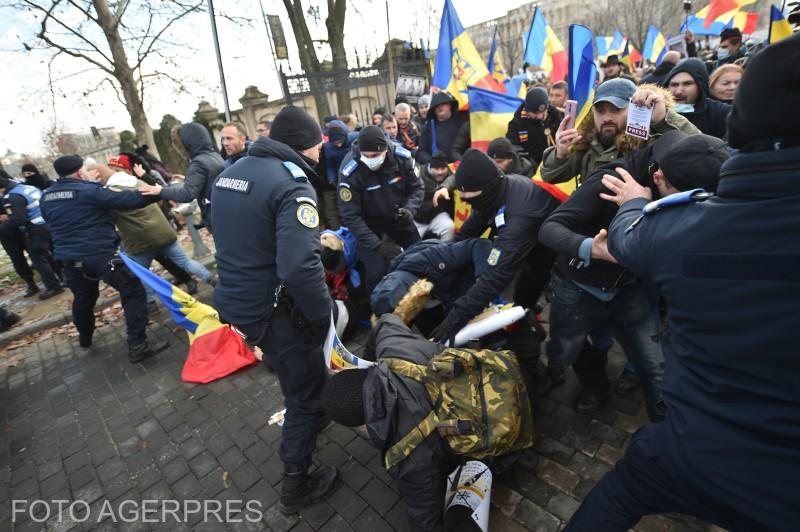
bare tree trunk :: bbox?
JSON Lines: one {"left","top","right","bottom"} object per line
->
{"left": 283, "top": 0, "right": 331, "bottom": 121}
{"left": 326, "top": 0, "right": 350, "bottom": 114}
{"left": 92, "top": 0, "right": 159, "bottom": 157}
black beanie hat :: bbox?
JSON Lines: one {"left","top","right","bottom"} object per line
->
{"left": 487, "top": 138, "right": 514, "bottom": 159}
{"left": 654, "top": 131, "right": 728, "bottom": 192}
{"left": 358, "top": 126, "right": 388, "bottom": 152}
{"left": 21, "top": 163, "right": 38, "bottom": 174}
{"left": 53, "top": 155, "right": 84, "bottom": 177}
{"left": 455, "top": 148, "right": 501, "bottom": 192}
{"left": 269, "top": 106, "right": 323, "bottom": 151}
{"left": 525, "top": 87, "right": 549, "bottom": 113}
{"left": 321, "top": 369, "right": 369, "bottom": 427}
{"left": 429, "top": 151, "right": 449, "bottom": 168}
{"left": 727, "top": 33, "right": 800, "bottom": 150}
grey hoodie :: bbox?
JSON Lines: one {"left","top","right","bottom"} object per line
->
{"left": 160, "top": 123, "right": 224, "bottom": 230}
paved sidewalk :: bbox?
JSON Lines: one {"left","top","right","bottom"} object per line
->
{"left": 1, "top": 300, "right": 721, "bottom": 531}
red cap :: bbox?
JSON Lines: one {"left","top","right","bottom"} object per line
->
{"left": 108, "top": 154, "right": 131, "bottom": 171}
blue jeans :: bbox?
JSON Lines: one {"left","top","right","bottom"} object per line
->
{"left": 128, "top": 241, "right": 211, "bottom": 300}
{"left": 546, "top": 272, "right": 665, "bottom": 421}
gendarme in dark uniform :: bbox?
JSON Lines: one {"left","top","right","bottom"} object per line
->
{"left": 506, "top": 87, "right": 563, "bottom": 167}
{"left": 337, "top": 125, "right": 424, "bottom": 290}
{"left": 39, "top": 155, "right": 168, "bottom": 362}
{"left": 211, "top": 106, "right": 339, "bottom": 515}
{"left": 566, "top": 36, "right": 800, "bottom": 531}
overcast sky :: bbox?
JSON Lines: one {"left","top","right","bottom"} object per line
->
{"left": 0, "top": 0, "right": 532, "bottom": 156}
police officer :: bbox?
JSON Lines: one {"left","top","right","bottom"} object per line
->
{"left": 506, "top": 87, "right": 563, "bottom": 166}
{"left": 0, "top": 173, "right": 63, "bottom": 300}
{"left": 40, "top": 155, "right": 168, "bottom": 361}
{"left": 566, "top": 37, "right": 800, "bottom": 531}
{"left": 430, "top": 149, "right": 561, "bottom": 359}
{"left": 211, "top": 106, "right": 339, "bottom": 514}
{"left": 338, "top": 125, "right": 424, "bottom": 291}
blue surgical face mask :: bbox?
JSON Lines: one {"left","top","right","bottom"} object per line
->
{"left": 717, "top": 47, "right": 730, "bottom": 60}
{"left": 360, "top": 153, "right": 385, "bottom": 171}
{"left": 675, "top": 103, "right": 695, "bottom": 114}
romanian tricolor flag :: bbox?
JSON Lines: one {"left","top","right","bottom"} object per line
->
{"left": 504, "top": 73, "right": 528, "bottom": 99}
{"left": 729, "top": 11, "right": 760, "bottom": 33}
{"left": 620, "top": 37, "right": 642, "bottom": 71}
{"left": 703, "top": 0, "right": 757, "bottom": 28}
{"left": 596, "top": 31, "right": 626, "bottom": 61}
{"left": 567, "top": 24, "right": 597, "bottom": 134}
{"left": 487, "top": 27, "right": 508, "bottom": 83}
{"left": 642, "top": 25, "right": 667, "bottom": 65}
{"left": 432, "top": 0, "right": 503, "bottom": 110}
{"left": 768, "top": 5, "right": 793, "bottom": 44}
{"left": 467, "top": 85, "right": 522, "bottom": 153}
{"left": 522, "top": 7, "right": 568, "bottom": 82}
{"left": 119, "top": 253, "right": 257, "bottom": 383}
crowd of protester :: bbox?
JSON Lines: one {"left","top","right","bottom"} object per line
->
{"left": 2, "top": 22, "right": 798, "bottom": 532}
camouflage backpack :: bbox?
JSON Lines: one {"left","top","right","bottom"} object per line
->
{"left": 381, "top": 347, "right": 534, "bottom": 470}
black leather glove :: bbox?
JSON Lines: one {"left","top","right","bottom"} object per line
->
{"left": 395, "top": 207, "right": 414, "bottom": 223}
{"left": 377, "top": 239, "right": 402, "bottom": 259}
{"left": 430, "top": 313, "right": 463, "bottom": 346}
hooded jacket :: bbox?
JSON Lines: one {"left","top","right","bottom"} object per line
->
{"left": 663, "top": 58, "right": 731, "bottom": 140}
{"left": 322, "top": 120, "right": 359, "bottom": 186}
{"left": 160, "top": 123, "right": 225, "bottom": 230}
{"left": 364, "top": 314, "right": 458, "bottom": 531}
{"left": 416, "top": 92, "right": 465, "bottom": 164}
{"left": 212, "top": 137, "right": 331, "bottom": 326}
{"left": 540, "top": 84, "right": 698, "bottom": 186}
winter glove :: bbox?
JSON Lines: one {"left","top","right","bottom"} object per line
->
{"left": 430, "top": 313, "right": 463, "bottom": 346}
{"left": 377, "top": 240, "right": 403, "bottom": 259}
{"left": 395, "top": 207, "right": 414, "bottom": 223}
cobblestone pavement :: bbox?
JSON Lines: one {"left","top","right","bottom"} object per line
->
{"left": 1, "top": 296, "right": 723, "bottom": 531}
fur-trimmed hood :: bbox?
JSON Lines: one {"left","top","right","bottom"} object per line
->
{"left": 573, "top": 83, "right": 677, "bottom": 156}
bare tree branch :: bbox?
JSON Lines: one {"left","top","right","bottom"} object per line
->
{"left": 131, "top": 0, "right": 201, "bottom": 71}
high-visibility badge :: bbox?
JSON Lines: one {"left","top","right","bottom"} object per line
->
{"left": 487, "top": 248, "right": 502, "bottom": 266}
{"left": 339, "top": 187, "right": 352, "bottom": 202}
{"left": 296, "top": 204, "right": 319, "bottom": 228}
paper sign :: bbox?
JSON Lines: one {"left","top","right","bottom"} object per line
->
{"left": 323, "top": 312, "right": 375, "bottom": 371}
{"left": 625, "top": 103, "right": 653, "bottom": 140}
{"left": 444, "top": 461, "right": 493, "bottom": 532}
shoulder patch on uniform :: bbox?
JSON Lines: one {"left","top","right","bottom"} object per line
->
{"left": 215, "top": 177, "right": 252, "bottom": 194}
{"left": 394, "top": 146, "right": 411, "bottom": 159}
{"left": 43, "top": 190, "right": 76, "bottom": 201}
{"left": 487, "top": 248, "right": 502, "bottom": 266}
{"left": 295, "top": 196, "right": 317, "bottom": 207}
{"left": 341, "top": 160, "right": 357, "bottom": 177}
{"left": 339, "top": 187, "right": 353, "bottom": 202}
{"left": 283, "top": 161, "right": 307, "bottom": 182}
{"left": 296, "top": 204, "right": 319, "bottom": 228}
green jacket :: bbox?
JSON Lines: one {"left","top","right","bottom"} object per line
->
{"left": 106, "top": 172, "right": 176, "bottom": 255}
{"left": 540, "top": 109, "right": 699, "bottom": 186}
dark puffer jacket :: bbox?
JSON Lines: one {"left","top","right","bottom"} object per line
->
{"left": 663, "top": 58, "right": 731, "bottom": 140}
{"left": 416, "top": 92, "right": 466, "bottom": 164}
{"left": 160, "top": 123, "right": 225, "bottom": 230}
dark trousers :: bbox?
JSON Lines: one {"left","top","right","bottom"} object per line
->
{"left": 26, "top": 225, "right": 60, "bottom": 290}
{"left": 64, "top": 257, "right": 148, "bottom": 346}
{"left": 359, "top": 221, "right": 421, "bottom": 291}
{"left": 0, "top": 230, "right": 34, "bottom": 284}
{"left": 238, "top": 313, "right": 327, "bottom": 472}
{"left": 565, "top": 423, "right": 772, "bottom": 532}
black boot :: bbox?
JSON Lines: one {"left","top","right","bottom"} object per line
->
{"left": 38, "top": 286, "right": 64, "bottom": 300}
{"left": 184, "top": 278, "right": 198, "bottom": 295}
{"left": 79, "top": 329, "right": 93, "bottom": 348}
{"left": 24, "top": 283, "right": 40, "bottom": 297}
{"left": 279, "top": 465, "right": 339, "bottom": 514}
{"left": 128, "top": 339, "right": 169, "bottom": 363}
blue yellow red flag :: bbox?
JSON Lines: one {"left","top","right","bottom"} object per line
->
{"left": 487, "top": 27, "right": 508, "bottom": 83}
{"left": 432, "top": 0, "right": 504, "bottom": 109}
{"left": 522, "top": 7, "right": 568, "bottom": 82}
{"left": 642, "top": 26, "right": 667, "bottom": 65}
{"left": 620, "top": 37, "right": 642, "bottom": 71}
{"left": 596, "top": 31, "right": 626, "bottom": 61}
{"left": 567, "top": 24, "right": 596, "bottom": 133}
{"left": 467, "top": 85, "right": 522, "bottom": 153}
{"left": 768, "top": 5, "right": 793, "bottom": 44}
{"left": 119, "top": 253, "right": 256, "bottom": 383}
